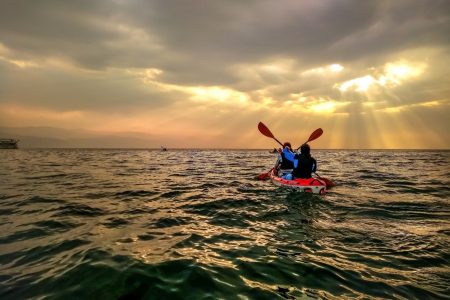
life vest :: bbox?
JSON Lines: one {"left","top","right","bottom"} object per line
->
{"left": 280, "top": 152, "right": 294, "bottom": 170}
{"left": 292, "top": 154, "right": 317, "bottom": 178}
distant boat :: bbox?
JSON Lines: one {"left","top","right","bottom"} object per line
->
{"left": 161, "top": 146, "right": 168, "bottom": 151}
{"left": 269, "top": 148, "right": 280, "bottom": 154}
{"left": 0, "top": 138, "right": 19, "bottom": 149}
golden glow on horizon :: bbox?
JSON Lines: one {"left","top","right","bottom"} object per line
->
{"left": 1, "top": 100, "right": 447, "bottom": 149}
{"left": 0, "top": 104, "right": 87, "bottom": 126}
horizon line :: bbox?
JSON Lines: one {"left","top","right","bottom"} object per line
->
{"left": 9, "top": 147, "right": 450, "bottom": 151}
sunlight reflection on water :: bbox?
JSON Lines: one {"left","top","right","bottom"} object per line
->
{"left": 0, "top": 149, "right": 449, "bottom": 299}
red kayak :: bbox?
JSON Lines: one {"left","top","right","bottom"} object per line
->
{"left": 270, "top": 169, "right": 327, "bottom": 195}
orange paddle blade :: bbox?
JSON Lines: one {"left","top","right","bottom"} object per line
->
{"left": 306, "top": 128, "right": 323, "bottom": 143}
{"left": 258, "top": 122, "right": 283, "bottom": 146}
{"left": 258, "top": 122, "right": 275, "bottom": 139}
{"left": 315, "top": 172, "right": 335, "bottom": 188}
{"left": 322, "top": 177, "right": 335, "bottom": 188}
{"left": 256, "top": 172, "right": 270, "bottom": 180}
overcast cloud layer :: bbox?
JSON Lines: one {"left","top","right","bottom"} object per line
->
{"left": 1, "top": 0, "right": 449, "bottom": 148}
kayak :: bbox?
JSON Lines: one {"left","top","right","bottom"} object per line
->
{"left": 270, "top": 169, "right": 327, "bottom": 195}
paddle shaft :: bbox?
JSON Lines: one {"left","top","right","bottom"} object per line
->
{"left": 273, "top": 137, "right": 283, "bottom": 147}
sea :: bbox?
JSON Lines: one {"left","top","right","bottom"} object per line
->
{"left": 0, "top": 149, "right": 449, "bottom": 299}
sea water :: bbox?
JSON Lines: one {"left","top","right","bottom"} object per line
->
{"left": 0, "top": 149, "right": 449, "bottom": 299}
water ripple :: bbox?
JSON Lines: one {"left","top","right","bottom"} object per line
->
{"left": 0, "top": 149, "right": 449, "bottom": 299}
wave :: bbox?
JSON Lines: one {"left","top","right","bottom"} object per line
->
{"left": 1, "top": 149, "right": 449, "bottom": 299}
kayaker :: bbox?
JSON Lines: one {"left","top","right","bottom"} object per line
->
{"left": 282, "top": 143, "right": 317, "bottom": 179}
{"left": 275, "top": 142, "right": 295, "bottom": 178}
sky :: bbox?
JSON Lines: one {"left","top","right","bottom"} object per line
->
{"left": 1, "top": 0, "right": 449, "bottom": 149}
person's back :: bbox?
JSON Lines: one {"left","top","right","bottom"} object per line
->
{"left": 292, "top": 143, "right": 317, "bottom": 179}
{"left": 279, "top": 152, "right": 294, "bottom": 170}
{"left": 277, "top": 142, "right": 294, "bottom": 176}
{"left": 292, "top": 153, "right": 316, "bottom": 178}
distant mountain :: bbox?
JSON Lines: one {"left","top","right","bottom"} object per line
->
{"left": 0, "top": 126, "right": 166, "bottom": 148}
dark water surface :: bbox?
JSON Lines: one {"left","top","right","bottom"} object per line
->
{"left": 1, "top": 149, "right": 449, "bottom": 299}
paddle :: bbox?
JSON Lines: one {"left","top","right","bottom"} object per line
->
{"left": 295, "top": 127, "right": 335, "bottom": 187}
{"left": 297, "top": 128, "right": 323, "bottom": 150}
{"left": 256, "top": 168, "right": 272, "bottom": 180}
{"left": 258, "top": 122, "right": 283, "bottom": 147}
{"left": 256, "top": 122, "right": 283, "bottom": 180}
{"left": 314, "top": 172, "right": 335, "bottom": 188}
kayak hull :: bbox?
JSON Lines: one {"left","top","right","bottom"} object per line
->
{"left": 270, "top": 170, "right": 327, "bottom": 194}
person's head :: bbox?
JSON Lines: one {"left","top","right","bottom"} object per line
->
{"left": 300, "top": 143, "right": 310, "bottom": 155}
{"left": 283, "top": 142, "right": 292, "bottom": 150}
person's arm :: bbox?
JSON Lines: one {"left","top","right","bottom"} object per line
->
{"left": 311, "top": 158, "right": 317, "bottom": 172}
{"left": 274, "top": 155, "right": 281, "bottom": 169}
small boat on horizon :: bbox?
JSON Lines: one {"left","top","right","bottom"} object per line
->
{"left": 269, "top": 148, "right": 280, "bottom": 154}
{"left": 0, "top": 138, "right": 19, "bottom": 149}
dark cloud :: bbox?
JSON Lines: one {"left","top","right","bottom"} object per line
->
{"left": 0, "top": 0, "right": 448, "bottom": 114}
{"left": 121, "top": 0, "right": 383, "bottom": 84}
{"left": 121, "top": 0, "right": 449, "bottom": 85}
{"left": 2, "top": 0, "right": 448, "bottom": 77}
{"left": 0, "top": 0, "right": 165, "bottom": 69}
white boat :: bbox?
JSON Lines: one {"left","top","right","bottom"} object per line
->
{"left": 0, "top": 138, "right": 19, "bottom": 149}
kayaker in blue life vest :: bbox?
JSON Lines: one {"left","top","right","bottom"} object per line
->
{"left": 275, "top": 142, "right": 295, "bottom": 177}
{"left": 282, "top": 143, "right": 317, "bottom": 179}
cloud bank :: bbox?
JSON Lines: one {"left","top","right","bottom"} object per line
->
{"left": 1, "top": 0, "right": 449, "bottom": 148}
